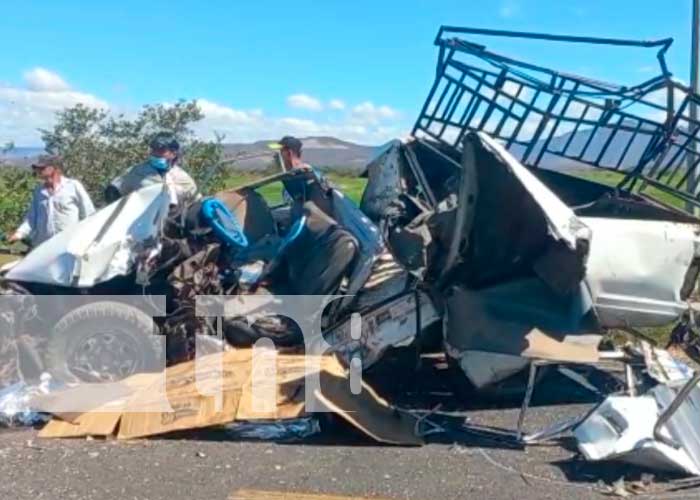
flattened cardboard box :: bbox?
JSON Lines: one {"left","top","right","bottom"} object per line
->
{"left": 39, "top": 348, "right": 420, "bottom": 445}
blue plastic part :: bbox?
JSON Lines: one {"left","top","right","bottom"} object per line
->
{"left": 280, "top": 215, "right": 307, "bottom": 251}
{"left": 200, "top": 198, "right": 249, "bottom": 249}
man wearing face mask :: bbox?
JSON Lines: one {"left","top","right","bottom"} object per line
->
{"left": 105, "top": 132, "right": 198, "bottom": 205}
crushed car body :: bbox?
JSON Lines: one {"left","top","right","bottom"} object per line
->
{"left": 362, "top": 130, "right": 700, "bottom": 389}
{"left": 0, "top": 166, "right": 441, "bottom": 382}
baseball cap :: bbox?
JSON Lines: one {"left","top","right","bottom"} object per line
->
{"left": 149, "top": 132, "right": 180, "bottom": 152}
{"left": 277, "top": 136, "right": 303, "bottom": 155}
{"left": 31, "top": 154, "right": 63, "bottom": 169}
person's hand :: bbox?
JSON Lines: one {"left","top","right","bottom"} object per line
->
{"left": 7, "top": 232, "right": 21, "bottom": 243}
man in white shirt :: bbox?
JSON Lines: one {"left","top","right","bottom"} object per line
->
{"left": 9, "top": 155, "right": 96, "bottom": 247}
{"left": 105, "top": 133, "right": 198, "bottom": 206}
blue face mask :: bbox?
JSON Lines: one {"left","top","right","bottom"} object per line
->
{"left": 149, "top": 156, "right": 171, "bottom": 172}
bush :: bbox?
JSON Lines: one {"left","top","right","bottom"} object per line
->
{"left": 0, "top": 166, "right": 34, "bottom": 237}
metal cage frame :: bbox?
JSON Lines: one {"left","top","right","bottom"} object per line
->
{"left": 413, "top": 26, "right": 700, "bottom": 211}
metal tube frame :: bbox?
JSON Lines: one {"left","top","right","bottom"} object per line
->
{"left": 653, "top": 371, "right": 700, "bottom": 449}
{"left": 413, "top": 25, "right": 700, "bottom": 214}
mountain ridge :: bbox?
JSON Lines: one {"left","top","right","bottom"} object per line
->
{"left": 0, "top": 137, "right": 380, "bottom": 172}
{"left": 0, "top": 129, "right": 669, "bottom": 174}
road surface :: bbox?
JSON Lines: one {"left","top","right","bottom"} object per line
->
{"left": 1, "top": 359, "right": 697, "bottom": 500}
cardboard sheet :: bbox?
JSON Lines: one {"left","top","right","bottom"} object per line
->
{"left": 314, "top": 369, "right": 422, "bottom": 446}
{"left": 39, "top": 348, "right": 420, "bottom": 445}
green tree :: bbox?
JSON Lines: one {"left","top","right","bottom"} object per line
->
{"left": 0, "top": 167, "right": 35, "bottom": 237}
{"left": 0, "top": 143, "right": 34, "bottom": 237}
{"left": 40, "top": 100, "right": 224, "bottom": 205}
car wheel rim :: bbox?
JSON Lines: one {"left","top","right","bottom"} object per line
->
{"left": 69, "top": 331, "right": 141, "bottom": 382}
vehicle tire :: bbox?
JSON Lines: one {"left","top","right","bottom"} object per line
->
{"left": 223, "top": 316, "right": 304, "bottom": 348}
{"left": 45, "top": 301, "right": 161, "bottom": 384}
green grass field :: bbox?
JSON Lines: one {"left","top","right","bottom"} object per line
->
{"left": 221, "top": 167, "right": 689, "bottom": 214}
{"left": 222, "top": 167, "right": 685, "bottom": 211}
{"left": 569, "top": 168, "right": 689, "bottom": 210}
{"left": 221, "top": 172, "right": 367, "bottom": 205}
{"left": 0, "top": 254, "right": 20, "bottom": 266}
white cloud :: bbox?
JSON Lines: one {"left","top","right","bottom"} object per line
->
{"left": 195, "top": 98, "right": 406, "bottom": 144}
{"left": 502, "top": 80, "right": 521, "bottom": 97}
{"left": 499, "top": 2, "right": 519, "bottom": 18}
{"left": 197, "top": 98, "right": 262, "bottom": 125}
{"left": 279, "top": 117, "right": 325, "bottom": 136}
{"left": 286, "top": 93, "right": 323, "bottom": 111}
{"left": 1, "top": 67, "right": 405, "bottom": 146}
{"left": 351, "top": 101, "right": 400, "bottom": 125}
{"left": 329, "top": 99, "right": 346, "bottom": 110}
{"left": 23, "top": 67, "right": 71, "bottom": 92}
{"left": 0, "top": 68, "right": 108, "bottom": 145}
{"left": 641, "top": 84, "right": 690, "bottom": 123}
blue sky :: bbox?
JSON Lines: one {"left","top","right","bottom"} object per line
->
{"left": 0, "top": 0, "right": 696, "bottom": 145}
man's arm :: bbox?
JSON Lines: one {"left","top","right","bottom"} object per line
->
{"left": 9, "top": 190, "right": 37, "bottom": 242}
{"left": 75, "top": 181, "right": 96, "bottom": 218}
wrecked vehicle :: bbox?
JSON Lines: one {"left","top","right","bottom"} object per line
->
{"left": 360, "top": 26, "right": 700, "bottom": 393}
{"left": 2, "top": 25, "right": 700, "bottom": 403}
{"left": 362, "top": 132, "right": 700, "bottom": 394}
{"left": 0, "top": 166, "right": 439, "bottom": 383}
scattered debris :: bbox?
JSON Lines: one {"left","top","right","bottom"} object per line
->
{"left": 601, "top": 477, "right": 652, "bottom": 497}
{"left": 225, "top": 417, "right": 321, "bottom": 442}
{"left": 0, "top": 373, "right": 55, "bottom": 427}
{"left": 575, "top": 375, "right": 700, "bottom": 477}
{"left": 641, "top": 342, "right": 695, "bottom": 384}
{"left": 24, "top": 439, "right": 43, "bottom": 450}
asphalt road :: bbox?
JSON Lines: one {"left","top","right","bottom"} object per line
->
{"left": 1, "top": 360, "right": 698, "bottom": 500}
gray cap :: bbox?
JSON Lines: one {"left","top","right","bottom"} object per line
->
{"left": 31, "top": 154, "right": 63, "bottom": 169}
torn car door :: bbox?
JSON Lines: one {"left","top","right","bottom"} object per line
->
{"left": 449, "top": 132, "right": 592, "bottom": 292}
{"left": 581, "top": 216, "right": 700, "bottom": 327}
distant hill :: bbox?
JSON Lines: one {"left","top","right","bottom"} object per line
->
{"left": 509, "top": 124, "right": 657, "bottom": 172}
{"left": 222, "top": 136, "right": 380, "bottom": 173}
{"left": 0, "top": 128, "right": 673, "bottom": 176}
{"left": 0, "top": 146, "right": 44, "bottom": 167}
{"left": 0, "top": 137, "right": 381, "bottom": 173}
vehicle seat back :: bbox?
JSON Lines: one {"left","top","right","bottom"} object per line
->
{"left": 214, "top": 189, "right": 276, "bottom": 243}
{"left": 327, "top": 189, "right": 385, "bottom": 314}
{"left": 284, "top": 201, "right": 359, "bottom": 296}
